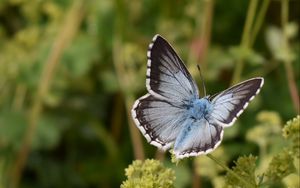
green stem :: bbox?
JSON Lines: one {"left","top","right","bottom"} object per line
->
{"left": 206, "top": 154, "right": 256, "bottom": 188}
{"left": 241, "top": 0, "right": 258, "bottom": 47}
{"left": 281, "top": 0, "right": 288, "bottom": 28}
{"left": 250, "top": 0, "right": 271, "bottom": 46}
{"left": 231, "top": 0, "right": 258, "bottom": 85}
{"left": 12, "top": 84, "right": 26, "bottom": 111}
{"left": 112, "top": 0, "right": 145, "bottom": 160}
{"left": 9, "top": 1, "right": 87, "bottom": 187}
{"left": 112, "top": 37, "right": 145, "bottom": 160}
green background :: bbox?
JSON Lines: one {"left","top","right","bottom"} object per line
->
{"left": 0, "top": 0, "right": 299, "bottom": 187}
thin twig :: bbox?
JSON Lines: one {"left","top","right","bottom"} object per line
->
{"left": 192, "top": 159, "right": 201, "bottom": 188}
{"left": 111, "top": 93, "right": 124, "bottom": 141}
{"left": 199, "top": 0, "right": 214, "bottom": 66}
{"left": 281, "top": 0, "right": 300, "bottom": 113}
{"left": 231, "top": 0, "right": 258, "bottom": 84}
{"left": 284, "top": 63, "right": 299, "bottom": 113}
{"left": 112, "top": 37, "right": 145, "bottom": 160}
{"left": 12, "top": 84, "right": 26, "bottom": 111}
{"left": 125, "top": 96, "right": 145, "bottom": 160}
{"left": 9, "top": 1, "right": 86, "bottom": 187}
{"left": 250, "top": 0, "right": 271, "bottom": 46}
{"left": 191, "top": 1, "right": 215, "bottom": 186}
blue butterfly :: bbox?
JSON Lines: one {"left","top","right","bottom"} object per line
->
{"left": 131, "top": 34, "right": 264, "bottom": 159}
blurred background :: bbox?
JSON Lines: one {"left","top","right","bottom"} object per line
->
{"left": 0, "top": 0, "right": 299, "bottom": 187}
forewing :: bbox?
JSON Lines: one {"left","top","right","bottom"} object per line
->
{"left": 131, "top": 94, "right": 187, "bottom": 150}
{"left": 209, "top": 77, "right": 264, "bottom": 127}
{"left": 173, "top": 118, "right": 224, "bottom": 158}
{"left": 146, "top": 34, "right": 199, "bottom": 103}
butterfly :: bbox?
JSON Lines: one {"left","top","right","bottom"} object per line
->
{"left": 131, "top": 34, "right": 264, "bottom": 159}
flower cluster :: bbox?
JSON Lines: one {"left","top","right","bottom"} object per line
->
{"left": 121, "top": 159, "right": 175, "bottom": 188}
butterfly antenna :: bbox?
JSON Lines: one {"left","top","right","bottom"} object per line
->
{"left": 197, "top": 64, "right": 206, "bottom": 96}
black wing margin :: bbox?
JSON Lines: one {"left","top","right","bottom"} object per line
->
{"left": 209, "top": 78, "right": 264, "bottom": 127}
{"left": 146, "top": 34, "right": 199, "bottom": 103}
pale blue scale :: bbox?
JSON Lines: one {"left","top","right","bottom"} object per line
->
{"left": 174, "top": 98, "right": 216, "bottom": 156}
{"left": 186, "top": 98, "right": 213, "bottom": 120}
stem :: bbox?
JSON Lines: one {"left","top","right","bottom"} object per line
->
{"left": 92, "top": 123, "right": 118, "bottom": 161}
{"left": 155, "top": 150, "right": 165, "bottom": 161}
{"left": 187, "top": 0, "right": 214, "bottom": 96}
{"left": 126, "top": 95, "right": 145, "bottom": 160}
{"left": 9, "top": 1, "right": 86, "bottom": 187}
{"left": 206, "top": 154, "right": 256, "bottom": 188}
{"left": 241, "top": 0, "right": 258, "bottom": 47}
{"left": 231, "top": 0, "right": 258, "bottom": 85}
{"left": 284, "top": 62, "right": 299, "bottom": 113}
{"left": 281, "top": 0, "right": 288, "bottom": 27}
{"left": 112, "top": 37, "right": 145, "bottom": 160}
{"left": 12, "top": 84, "right": 26, "bottom": 111}
{"left": 192, "top": 159, "right": 201, "bottom": 188}
{"left": 112, "top": 0, "right": 145, "bottom": 160}
{"left": 191, "top": 2, "right": 214, "bottom": 185}
{"left": 246, "top": 58, "right": 281, "bottom": 79}
{"left": 249, "top": 0, "right": 271, "bottom": 46}
{"left": 281, "top": 0, "right": 299, "bottom": 113}
{"left": 199, "top": 0, "right": 214, "bottom": 66}
{"left": 111, "top": 92, "right": 124, "bottom": 141}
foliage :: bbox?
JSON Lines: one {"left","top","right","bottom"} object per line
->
{"left": 121, "top": 159, "right": 175, "bottom": 188}
{"left": 264, "top": 150, "right": 295, "bottom": 184}
{"left": 282, "top": 115, "right": 300, "bottom": 158}
{"left": 224, "top": 116, "right": 299, "bottom": 188}
{"left": 0, "top": 0, "right": 299, "bottom": 187}
{"left": 225, "top": 155, "right": 258, "bottom": 187}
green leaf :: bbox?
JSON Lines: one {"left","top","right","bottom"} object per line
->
{"left": 0, "top": 110, "right": 26, "bottom": 151}
{"left": 61, "top": 34, "right": 98, "bottom": 77}
{"left": 0, "top": 112, "right": 63, "bottom": 151}
{"left": 265, "top": 25, "right": 296, "bottom": 62}
{"left": 32, "top": 116, "right": 64, "bottom": 150}
{"left": 99, "top": 70, "right": 119, "bottom": 93}
{"left": 229, "top": 46, "right": 265, "bottom": 65}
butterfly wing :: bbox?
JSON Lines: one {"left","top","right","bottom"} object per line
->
{"left": 209, "top": 78, "right": 264, "bottom": 127}
{"left": 132, "top": 34, "right": 199, "bottom": 149}
{"left": 132, "top": 94, "right": 188, "bottom": 150}
{"left": 173, "top": 118, "right": 224, "bottom": 158}
{"left": 173, "top": 78, "right": 264, "bottom": 158}
{"left": 146, "top": 34, "right": 199, "bottom": 103}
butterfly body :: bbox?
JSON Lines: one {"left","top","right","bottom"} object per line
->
{"left": 132, "top": 34, "right": 264, "bottom": 158}
{"left": 186, "top": 98, "right": 213, "bottom": 120}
